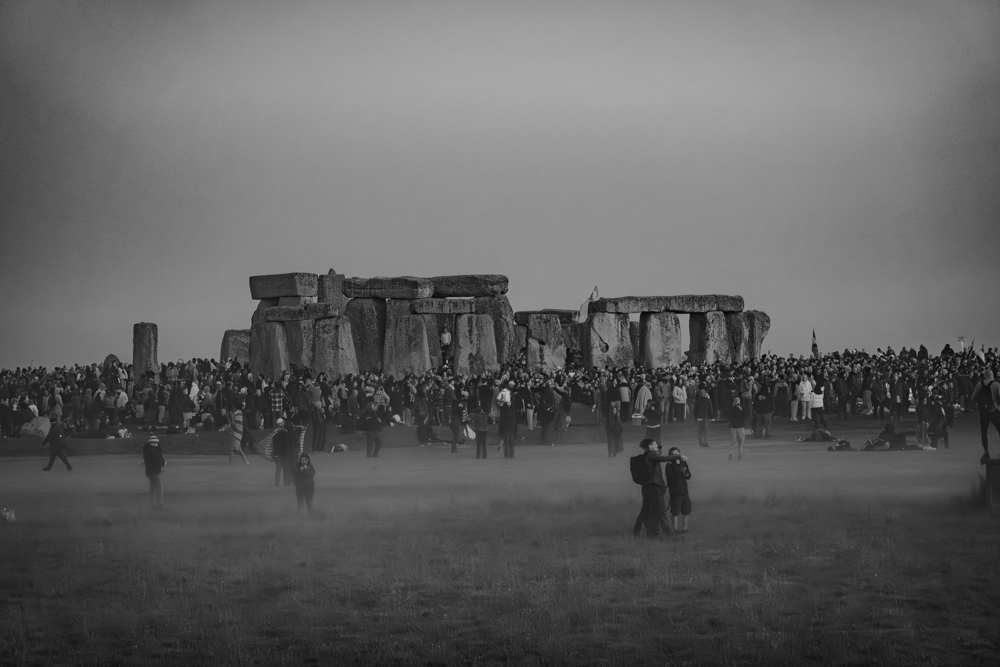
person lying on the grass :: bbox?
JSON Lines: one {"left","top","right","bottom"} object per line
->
{"left": 861, "top": 423, "right": 926, "bottom": 451}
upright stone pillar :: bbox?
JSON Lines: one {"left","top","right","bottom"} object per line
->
{"left": 317, "top": 269, "right": 349, "bottom": 313}
{"left": 452, "top": 314, "right": 499, "bottom": 376}
{"left": 312, "top": 317, "right": 359, "bottom": 378}
{"left": 220, "top": 329, "right": 250, "bottom": 366}
{"left": 250, "top": 321, "right": 289, "bottom": 380}
{"left": 473, "top": 295, "right": 516, "bottom": 365}
{"left": 344, "top": 298, "right": 386, "bottom": 373}
{"left": 582, "top": 313, "right": 632, "bottom": 369}
{"left": 132, "top": 323, "right": 158, "bottom": 379}
{"left": 745, "top": 310, "right": 771, "bottom": 360}
{"left": 382, "top": 311, "right": 432, "bottom": 377}
{"left": 726, "top": 312, "right": 751, "bottom": 365}
{"left": 524, "top": 314, "right": 566, "bottom": 371}
{"left": 639, "top": 312, "right": 682, "bottom": 369}
{"left": 284, "top": 319, "right": 315, "bottom": 370}
{"left": 688, "top": 311, "right": 732, "bottom": 365}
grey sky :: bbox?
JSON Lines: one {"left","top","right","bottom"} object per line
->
{"left": 1, "top": 0, "right": 998, "bottom": 368}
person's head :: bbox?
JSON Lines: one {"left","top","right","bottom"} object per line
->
{"left": 147, "top": 435, "right": 159, "bottom": 447}
{"left": 667, "top": 446, "right": 681, "bottom": 457}
{"left": 639, "top": 438, "right": 659, "bottom": 452}
{"left": 276, "top": 417, "right": 286, "bottom": 429}
{"left": 299, "top": 453, "right": 310, "bottom": 465}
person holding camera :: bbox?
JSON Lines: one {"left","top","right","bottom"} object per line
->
{"left": 631, "top": 439, "right": 685, "bottom": 539}
{"left": 664, "top": 446, "right": 692, "bottom": 533}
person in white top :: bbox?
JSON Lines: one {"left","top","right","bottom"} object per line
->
{"left": 797, "top": 374, "right": 814, "bottom": 422}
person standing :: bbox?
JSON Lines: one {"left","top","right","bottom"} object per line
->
{"left": 729, "top": 397, "right": 747, "bottom": 461}
{"left": 307, "top": 379, "right": 326, "bottom": 453}
{"left": 631, "top": 439, "right": 684, "bottom": 538}
{"left": 142, "top": 435, "right": 165, "bottom": 507}
{"left": 227, "top": 399, "right": 250, "bottom": 465}
{"left": 752, "top": 383, "right": 774, "bottom": 438}
{"left": 360, "top": 402, "right": 383, "bottom": 458}
{"left": 272, "top": 418, "right": 298, "bottom": 487}
{"left": 604, "top": 400, "right": 623, "bottom": 457}
{"left": 498, "top": 400, "right": 517, "bottom": 458}
{"left": 41, "top": 416, "right": 72, "bottom": 471}
{"left": 694, "top": 384, "right": 713, "bottom": 447}
{"left": 469, "top": 408, "right": 490, "bottom": 459}
{"left": 292, "top": 453, "right": 316, "bottom": 516}
{"left": 971, "top": 369, "right": 1000, "bottom": 464}
{"left": 664, "top": 446, "right": 692, "bottom": 533}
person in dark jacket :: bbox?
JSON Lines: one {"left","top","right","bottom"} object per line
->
{"left": 664, "top": 446, "right": 692, "bottom": 533}
{"left": 41, "top": 416, "right": 72, "bottom": 471}
{"left": 360, "top": 402, "right": 383, "bottom": 458}
{"left": 142, "top": 435, "right": 166, "bottom": 507}
{"left": 292, "top": 453, "right": 316, "bottom": 515}
{"left": 729, "top": 397, "right": 747, "bottom": 460}
{"left": 752, "top": 384, "right": 774, "bottom": 438}
{"left": 632, "top": 438, "right": 684, "bottom": 538}
{"left": 694, "top": 384, "right": 713, "bottom": 447}
{"left": 971, "top": 369, "right": 1000, "bottom": 463}
{"left": 272, "top": 418, "right": 299, "bottom": 487}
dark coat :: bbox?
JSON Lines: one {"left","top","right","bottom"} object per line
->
{"left": 142, "top": 444, "right": 165, "bottom": 478}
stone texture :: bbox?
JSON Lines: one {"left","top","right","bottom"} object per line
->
{"left": 589, "top": 295, "right": 744, "bottom": 314}
{"left": 726, "top": 312, "right": 752, "bottom": 365}
{"left": 524, "top": 314, "right": 564, "bottom": 347}
{"left": 431, "top": 274, "right": 508, "bottom": 298}
{"left": 639, "top": 312, "right": 683, "bottom": 369}
{"left": 132, "top": 323, "right": 158, "bottom": 380}
{"left": 523, "top": 313, "right": 566, "bottom": 370}
{"left": 317, "top": 270, "right": 349, "bottom": 313}
{"left": 284, "top": 319, "right": 315, "bottom": 369}
{"left": 411, "top": 298, "right": 477, "bottom": 315}
{"left": 581, "top": 313, "right": 633, "bottom": 369}
{"left": 343, "top": 276, "right": 434, "bottom": 299}
{"left": 312, "top": 316, "right": 358, "bottom": 378}
{"left": 344, "top": 298, "right": 386, "bottom": 373}
{"left": 382, "top": 310, "right": 433, "bottom": 377}
{"left": 629, "top": 322, "right": 640, "bottom": 364}
{"left": 250, "top": 321, "right": 289, "bottom": 380}
{"left": 451, "top": 314, "right": 499, "bottom": 375}
{"left": 251, "top": 299, "right": 279, "bottom": 325}
{"left": 514, "top": 309, "right": 579, "bottom": 325}
{"left": 473, "top": 295, "right": 516, "bottom": 366}
{"left": 688, "top": 311, "right": 733, "bottom": 365}
{"left": 220, "top": 330, "right": 250, "bottom": 365}
{"left": 264, "top": 303, "right": 340, "bottom": 322}
{"left": 249, "top": 273, "right": 318, "bottom": 300}
{"left": 278, "top": 296, "right": 317, "bottom": 307}
{"left": 745, "top": 310, "right": 771, "bottom": 360}
{"left": 561, "top": 323, "right": 588, "bottom": 351}
{"left": 514, "top": 325, "right": 527, "bottom": 358}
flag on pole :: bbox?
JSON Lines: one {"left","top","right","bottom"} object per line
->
{"left": 811, "top": 329, "right": 819, "bottom": 359}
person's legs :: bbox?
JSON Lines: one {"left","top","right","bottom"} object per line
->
{"left": 366, "top": 432, "right": 374, "bottom": 458}
{"left": 679, "top": 495, "right": 691, "bottom": 532}
{"left": 305, "top": 486, "right": 314, "bottom": 514}
{"left": 150, "top": 475, "right": 162, "bottom": 506}
{"left": 283, "top": 457, "right": 293, "bottom": 486}
{"left": 372, "top": 433, "right": 382, "bottom": 457}
{"left": 698, "top": 419, "right": 709, "bottom": 447}
{"left": 729, "top": 428, "right": 738, "bottom": 460}
{"left": 639, "top": 485, "right": 659, "bottom": 537}
{"left": 475, "top": 430, "right": 487, "bottom": 459}
{"left": 43, "top": 452, "right": 57, "bottom": 470}
{"left": 275, "top": 458, "right": 282, "bottom": 487}
{"left": 737, "top": 427, "right": 745, "bottom": 459}
{"left": 801, "top": 400, "right": 811, "bottom": 421}
{"left": 656, "top": 488, "right": 672, "bottom": 535}
{"left": 296, "top": 488, "right": 306, "bottom": 510}
{"left": 760, "top": 413, "right": 771, "bottom": 437}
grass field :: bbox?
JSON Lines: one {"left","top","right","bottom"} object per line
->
{"left": 2, "top": 411, "right": 999, "bottom": 666}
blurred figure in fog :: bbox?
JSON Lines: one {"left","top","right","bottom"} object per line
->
{"left": 293, "top": 453, "right": 316, "bottom": 515}
{"left": 143, "top": 435, "right": 165, "bottom": 507}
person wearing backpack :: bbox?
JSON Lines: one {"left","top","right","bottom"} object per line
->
{"left": 630, "top": 438, "right": 685, "bottom": 539}
{"left": 971, "top": 369, "right": 1000, "bottom": 463}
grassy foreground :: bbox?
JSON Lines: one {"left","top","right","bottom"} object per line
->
{"left": 1, "top": 416, "right": 999, "bottom": 665}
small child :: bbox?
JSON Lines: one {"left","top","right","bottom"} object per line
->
{"left": 292, "top": 453, "right": 316, "bottom": 515}
{"left": 664, "top": 446, "right": 692, "bottom": 533}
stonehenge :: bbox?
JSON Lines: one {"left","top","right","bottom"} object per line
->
{"left": 241, "top": 271, "right": 769, "bottom": 378}
{"left": 132, "top": 323, "right": 158, "bottom": 379}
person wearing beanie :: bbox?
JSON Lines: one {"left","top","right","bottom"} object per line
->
{"left": 142, "top": 435, "right": 166, "bottom": 507}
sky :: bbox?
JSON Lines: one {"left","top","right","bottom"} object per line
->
{"left": 1, "top": 0, "right": 998, "bottom": 369}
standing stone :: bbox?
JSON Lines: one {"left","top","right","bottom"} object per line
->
{"left": 688, "top": 311, "right": 733, "bottom": 365}
{"left": 431, "top": 274, "right": 508, "bottom": 298}
{"left": 284, "top": 319, "right": 315, "bottom": 370}
{"left": 344, "top": 298, "right": 386, "bottom": 373}
{"left": 514, "top": 325, "right": 527, "bottom": 358}
{"left": 132, "top": 323, "right": 158, "bottom": 380}
{"left": 582, "top": 313, "right": 633, "bottom": 369}
{"left": 252, "top": 298, "right": 279, "bottom": 325}
{"left": 383, "top": 311, "right": 432, "bottom": 377}
{"left": 726, "top": 312, "right": 752, "bottom": 365}
{"left": 220, "top": 329, "right": 250, "bottom": 366}
{"left": 526, "top": 338, "right": 543, "bottom": 371}
{"left": 250, "top": 321, "right": 289, "bottom": 380}
{"left": 524, "top": 314, "right": 566, "bottom": 370}
{"left": 312, "top": 316, "right": 358, "bottom": 378}
{"left": 343, "top": 276, "right": 434, "bottom": 299}
{"left": 317, "top": 270, "right": 349, "bottom": 313}
{"left": 385, "top": 300, "right": 442, "bottom": 370}
{"left": 249, "top": 273, "right": 318, "bottom": 299}
{"left": 473, "top": 295, "right": 516, "bottom": 366}
{"left": 745, "top": 310, "right": 771, "bottom": 360}
{"left": 629, "top": 322, "right": 640, "bottom": 364}
{"left": 452, "top": 314, "right": 499, "bottom": 376}
{"left": 639, "top": 312, "right": 683, "bottom": 369}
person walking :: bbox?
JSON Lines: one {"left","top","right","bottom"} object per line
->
{"left": 41, "top": 416, "right": 72, "bottom": 471}
{"left": 227, "top": 400, "right": 250, "bottom": 465}
{"left": 729, "top": 397, "right": 747, "bottom": 461}
{"left": 142, "top": 435, "right": 166, "bottom": 507}
{"left": 292, "top": 453, "right": 316, "bottom": 516}
{"left": 971, "top": 369, "right": 1000, "bottom": 464}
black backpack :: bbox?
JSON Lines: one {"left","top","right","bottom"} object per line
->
{"left": 630, "top": 454, "right": 653, "bottom": 485}
{"left": 978, "top": 380, "right": 995, "bottom": 411}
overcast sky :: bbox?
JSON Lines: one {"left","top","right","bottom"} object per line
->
{"left": 1, "top": 0, "right": 998, "bottom": 369}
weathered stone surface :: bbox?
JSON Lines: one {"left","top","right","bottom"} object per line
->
{"left": 514, "top": 325, "right": 527, "bottom": 357}
{"left": 629, "top": 322, "right": 640, "bottom": 364}
{"left": 250, "top": 321, "right": 289, "bottom": 380}
{"left": 523, "top": 314, "right": 567, "bottom": 370}
{"left": 688, "top": 311, "right": 733, "bottom": 365}
{"left": 264, "top": 303, "right": 340, "bottom": 322}
{"left": 251, "top": 298, "right": 279, "bottom": 325}
{"left": 382, "top": 311, "right": 432, "bottom": 377}
{"left": 726, "top": 312, "right": 752, "bottom": 365}
{"left": 589, "top": 295, "right": 744, "bottom": 314}
{"left": 745, "top": 310, "right": 771, "bottom": 360}
{"left": 561, "top": 323, "right": 588, "bottom": 351}
{"left": 249, "top": 273, "right": 318, "bottom": 299}
{"left": 132, "top": 323, "right": 158, "bottom": 380}
{"left": 312, "top": 316, "right": 358, "bottom": 378}
{"left": 581, "top": 313, "right": 633, "bottom": 369}
{"left": 284, "top": 319, "right": 315, "bottom": 369}
{"left": 514, "top": 310, "right": 579, "bottom": 325}
{"left": 317, "top": 270, "right": 349, "bottom": 312}
{"left": 344, "top": 298, "right": 386, "bottom": 373}
{"left": 20, "top": 416, "right": 51, "bottom": 439}
{"left": 277, "top": 296, "right": 317, "bottom": 307}
{"left": 411, "top": 298, "right": 476, "bottom": 315}
{"left": 473, "top": 296, "right": 516, "bottom": 366}
{"left": 639, "top": 312, "right": 683, "bottom": 369}
{"left": 343, "top": 276, "right": 434, "bottom": 299}
{"left": 431, "top": 274, "right": 508, "bottom": 298}
{"left": 220, "top": 329, "right": 250, "bottom": 365}
{"left": 524, "top": 314, "right": 564, "bottom": 347}
{"left": 452, "top": 314, "right": 499, "bottom": 375}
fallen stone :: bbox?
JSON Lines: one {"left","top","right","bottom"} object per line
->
{"left": 688, "top": 311, "right": 732, "bottom": 365}
{"left": 132, "top": 323, "right": 158, "bottom": 380}
{"left": 343, "top": 276, "right": 434, "bottom": 299}
{"left": 452, "top": 314, "right": 499, "bottom": 375}
{"left": 745, "top": 310, "right": 771, "bottom": 360}
{"left": 249, "top": 273, "right": 318, "bottom": 300}
{"left": 312, "top": 316, "right": 358, "bottom": 378}
{"left": 20, "top": 416, "right": 51, "bottom": 439}
{"left": 250, "top": 321, "right": 289, "bottom": 380}
{"left": 514, "top": 309, "right": 579, "bottom": 325}
{"left": 220, "top": 330, "right": 250, "bottom": 365}
{"left": 411, "top": 298, "right": 477, "bottom": 315}
{"left": 317, "top": 270, "right": 349, "bottom": 312}
{"left": 639, "top": 312, "right": 683, "bottom": 369}
{"left": 473, "top": 295, "right": 516, "bottom": 365}
{"left": 264, "top": 303, "right": 340, "bottom": 322}
{"left": 589, "top": 295, "right": 744, "bottom": 314}
{"left": 344, "top": 298, "right": 386, "bottom": 373}
{"left": 284, "top": 319, "right": 315, "bottom": 369}
{"left": 726, "top": 312, "right": 752, "bottom": 365}
{"left": 431, "top": 274, "right": 508, "bottom": 298}
{"left": 382, "top": 311, "right": 433, "bottom": 377}
{"left": 278, "top": 296, "right": 317, "bottom": 307}
{"left": 582, "top": 313, "right": 633, "bottom": 369}
{"left": 251, "top": 298, "right": 279, "bottom": 325}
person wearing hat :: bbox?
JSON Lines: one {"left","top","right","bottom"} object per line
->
{"left": 41, "top": 415, "right": 73, "bottom": 471}
{"left": 142, "top": 435, "right": 166, "bottom": 507}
